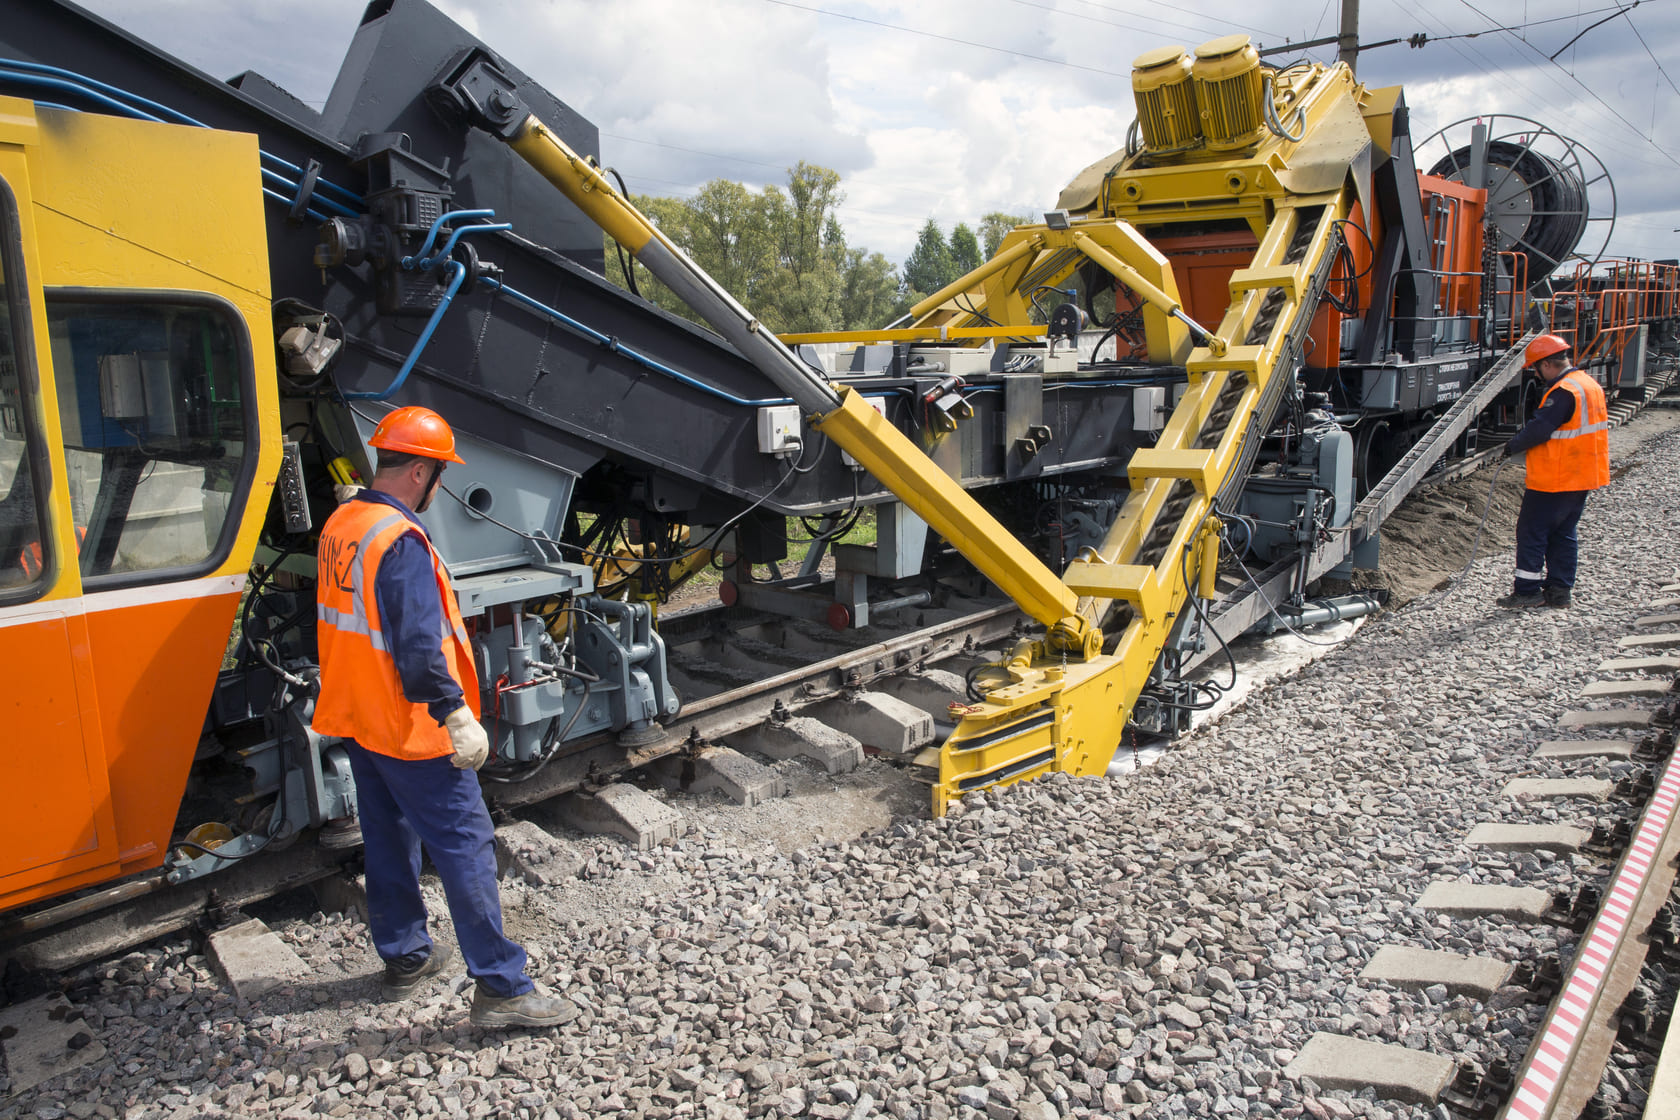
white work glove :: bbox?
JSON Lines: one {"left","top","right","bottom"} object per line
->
{"left": 444, "top": 706, "right": 490, "bottom": 771}
{"left": 333, "top": 483, "right": 364, "bottom": 504}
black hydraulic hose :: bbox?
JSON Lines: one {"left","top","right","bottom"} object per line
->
{"left": 479, "top": 680, "right": 599, "bottom": 785}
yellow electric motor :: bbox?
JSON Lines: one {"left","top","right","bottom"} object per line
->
{"left": 1131, "top": 45, "right": 1200, "bottom": 151}
{"left": 1193, "top": 34, "right": 1264, "bottom": 150}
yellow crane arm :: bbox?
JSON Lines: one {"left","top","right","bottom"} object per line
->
{"left": 430, "top": 53, "right": 1099, "bottom": 658}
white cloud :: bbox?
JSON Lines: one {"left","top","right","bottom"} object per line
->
{"left": 60, "top": 0, "right": 1680, "bottom": 266}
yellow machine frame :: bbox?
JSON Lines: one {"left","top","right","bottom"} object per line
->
{"left": 472, "top": 53, "right": 1371, "bottom": 815}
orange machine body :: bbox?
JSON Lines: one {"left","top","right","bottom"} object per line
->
{"left": 0, "top": 98, "right": 278, "bottom": 912}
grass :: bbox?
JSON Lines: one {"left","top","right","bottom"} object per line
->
{"left": 664, "top": 507, "right": 878, "bottom": 607}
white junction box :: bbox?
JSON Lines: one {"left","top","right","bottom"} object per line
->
{"left": 842, "top": 396, "right": 890, "bottom": 468}
{"left": 756, "top": 404, "right": 803, "bottom": 456}
{"left": 1132, "top": 385, "right": 1167, "bottom": 433}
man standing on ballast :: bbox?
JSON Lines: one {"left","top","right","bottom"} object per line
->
{"left": 1498, "top": 334, "right": 1610, "bottom": 609}
{"left": 314, "top": 404, "right": 568, "bottom": 1028}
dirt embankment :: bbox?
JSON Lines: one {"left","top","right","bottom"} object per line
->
{"left": 1361, "top": 407, "right": 1680, "bottom": 607}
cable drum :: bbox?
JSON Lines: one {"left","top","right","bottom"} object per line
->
{"left": 1415, "top": 115, "right": 1615, "bottom": 290}
{"left": 1427, "top": 141, "right": 1586, "bottom": 284}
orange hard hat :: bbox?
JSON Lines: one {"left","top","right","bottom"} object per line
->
{"left": 1524, "top": 334, "right": 1570, "bottom": 368}
{"left": 368, "top": 405, "right": 465, "bottom": 464}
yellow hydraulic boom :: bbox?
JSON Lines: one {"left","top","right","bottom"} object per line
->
{"left": 434, "top": 39, "right": 1371, "bottom": 814}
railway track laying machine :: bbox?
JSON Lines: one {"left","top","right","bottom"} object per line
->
{"left": 0, "top": 1, "right": 1673, "bottom": 931}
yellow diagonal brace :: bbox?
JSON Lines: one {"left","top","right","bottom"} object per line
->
{"left": 1228, "top": 265, "right": 1302, "bottom": 300}
{"left": 813, "top": 388, "right": 1100, "bottom": 658}
{"left": 1187, "top": 345, "right": 1265, "bottom": 374}
{"left": 909, "top": 234, "right": 1043, "bottom": 321}
{"left": 1061, "top": 561, "right": 1171, "bottom": 627}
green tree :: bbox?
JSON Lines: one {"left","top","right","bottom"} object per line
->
{"left": 685, "top": 178, "right": 778, "bottom": 307}
{"left": 757, "top": 162, "right": 848, "bottom": 333}
{"left": 602, "top": 163, "right": 902, "bottom": 332}
{"left": 839, "top": 248, "right": 907, "bottom": 328}
{"left": 949, "top": 222, "right": 983, "bottom": 278}
{"left": 979, "top": 211, "right": 1037, "bottom": 257}
{"left": 902, "top": 219, "right": 953, "bottom": 300}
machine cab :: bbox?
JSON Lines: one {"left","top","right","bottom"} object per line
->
{"left": 0, "top": 97, "right": 278, "bottom": 911}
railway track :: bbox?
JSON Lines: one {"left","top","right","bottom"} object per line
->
{"left": 1273, "top": 575, "right": 1680, "bottom": 1118}
{"left": 5, "top": 365, "right": 1678, "bottom": 981}
{"left": 4, "top": 372, "right": 1680, "bottom": 1120}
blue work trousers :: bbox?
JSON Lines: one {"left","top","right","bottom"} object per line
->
{"left": 344, "top": 743, "right": 532, "bottom": 998}
{"left": 1513, "top": 488, "right": 1589, "bottom": 594}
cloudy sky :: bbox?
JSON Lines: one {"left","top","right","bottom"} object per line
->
{"left": 77, "top": 0, "right": 1680, "bottom": 267}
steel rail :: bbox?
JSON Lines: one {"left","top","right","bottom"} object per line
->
{"left": 489, "top": 602, "right": 1024, "bottom": 812}
{"left": 0, "top": 601, "right": 1024, "bottom": 970}
{"left": 1500, "top": 740, "right": 1680, "bottom": 1120}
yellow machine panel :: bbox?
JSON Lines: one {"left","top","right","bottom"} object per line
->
{"left": 0, "top": 96, "right": 279, "bottom": 910}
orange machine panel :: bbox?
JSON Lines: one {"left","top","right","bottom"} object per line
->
{"left": 1305, "top": 199, "right": 1380, "bottom": 370}
{"left": 1417, "top": 173, "right": 1486, "bottom": 321}
{"left": 83, "top": 585, "right": 245, "bottom": 876}
{"left": 0, "top": 609, "right": 119, "bottom": 902}
{"left": 1156, "top": 229, "right": 1261, "bottom": 332}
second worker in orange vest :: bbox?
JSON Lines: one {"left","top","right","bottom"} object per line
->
{"left": 1497, "top": 335, "right": 1610, "bottom": 609}
{"left": 314, "top": 405, "right": 571, "bottom": 1029}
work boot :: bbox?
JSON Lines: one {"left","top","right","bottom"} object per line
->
{"left": 380, "top": 944, "right": 453, "bottom": 1000}
{"left": 1544, "top": 587, "right": 1573, "bottom": 608}
{"left": 1496, "top": 591, "right": 1545, "bottom": 608}
{"left": 470, "top": 983, "right": 573, "bottom": 1028}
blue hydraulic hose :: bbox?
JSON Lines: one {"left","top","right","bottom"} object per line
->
{"left": 342, "top": 261, "right": 469, "bottom": 401}
{"left": 0, "top": 57, "right": 204, "bottom": 126}
{"left": 261, "top": 188, "right": 327, "bottom": 224}
{"left": 419, "top": 221, "right": 512, "bottom": 271}
{"left": 408, "top": 209, "right": 499, "bottom": 267}
{"left": 0, "top": 67, "right": 168, "bottom": 122}
{"left": 258, "top": 167, "right": 359, "bottom": 220}
{"left": 0, "top": 58, "right": 366, "bottom": 213}
{"left": 251, "top": 151, "right": 365, "bottom": 210}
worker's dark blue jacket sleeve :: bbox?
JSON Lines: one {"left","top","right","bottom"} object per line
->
{"left": 1506, "top": 384, "right": 1577, "bottom": 455}
{"left": 358, "top": 492, "right": 465, "bottom": 725}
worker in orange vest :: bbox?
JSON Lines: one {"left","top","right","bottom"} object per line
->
{"left": 1497, "top": 335, "right": 1610, "bottom": 608}
{"left": 18, "top": 524, "right": 84, "bottom": 582}
{"left": 313, "top": 405, "right": 569, "bottom": 1028}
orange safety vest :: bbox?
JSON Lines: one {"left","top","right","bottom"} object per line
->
{"left": 1524, "top": 368, "right": 1610, "bottom": 493}
{"left": 19, "top": 524, "right": 85, "bottom": 581}
{"left": 313, "top": 499, "right": 480, "bottom": 760}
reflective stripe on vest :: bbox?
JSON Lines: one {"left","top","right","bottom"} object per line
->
{"left": 315, "top": 510, "right": 405, "bottom": 650}
{"left": 312, "top": 500, "right": 481, "bottom": 760}
{"left": 1525, "top": 369, "right": 1611, "bottom": 493}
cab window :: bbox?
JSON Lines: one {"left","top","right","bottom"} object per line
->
{"left": 47, "top": 296, "right": 254, "bottom": 585}
{"left": 0, "top": 181, "right": 50, "bottom": 601}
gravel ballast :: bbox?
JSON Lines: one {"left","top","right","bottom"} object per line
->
{"left": 6, "top": 416, "right": 1679, "bottom": 1120}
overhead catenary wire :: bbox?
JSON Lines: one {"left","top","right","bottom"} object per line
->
{"left": 1623, "top": 10, "right": 1680, "bottom": 102}
{"left": 759, "top": 0, "right": 1130, "bottom": 78}
{"left": 1545, "top": 1, "right": 1641, "bottom": 61}
{"left": 1453, "top": 0, "right": 1680, "bottom": 170}
{"left": 1003, "top": 0, "right": 1278, "bottom": 44}
{"left": 1062, "top": 0, "right": 1281, "bottom": 39}
{"left": 1393, "top": 0, "right": 1661, "bottom": 172}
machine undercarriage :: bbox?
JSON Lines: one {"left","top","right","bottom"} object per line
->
{"left": 0, "top": 0, "right": 1674, "bottom": 938}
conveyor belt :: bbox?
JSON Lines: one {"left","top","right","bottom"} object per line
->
{"left": 1194, "top": 332, "right": 1537, "bottom": 659}
{"left": 1191, "top": 335, "right": 1680, "bottom": 665}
